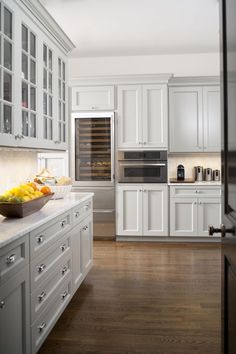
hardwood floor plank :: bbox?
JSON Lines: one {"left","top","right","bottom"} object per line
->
{"left": 39, "top": 241, "right": 221, "bottom": 354}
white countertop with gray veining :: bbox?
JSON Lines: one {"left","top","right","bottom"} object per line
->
{"left": 168, "top": 181, "right": 221, "bottom": 186}
{"left": 0, "top": 192, "right": 94, "bottom": 248}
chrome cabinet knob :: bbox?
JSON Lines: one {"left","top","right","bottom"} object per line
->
{"left": 61, "top": 291, "right": 68, "bottom": 300}
{"left": 5, "top": 254, "right": 16, "bottom": 264}
{"left": 38, "top": 322, "right": 47, "bottom": 333}
{"left": 37, "top": 235, "right": 44, "bottom": 244}
{"left": 61, "top": 266, "right": 68, "bottom": 275}
{"left": 60, "top": 244, "right": 67, "bottom": 252}
{"left": 37, "top": 291, "right": 46, "bottom": 303}
{"left": 0, "top": 301, "right": 5, "bottom": 309}
{"left": 37, "top": 264, "right": 46, "bottom": 273}
{"left": 75, "top": 211, "right": 80, "bottom": 218}
{"left": 60, "top": 220, "right": 66, "bottom": 228}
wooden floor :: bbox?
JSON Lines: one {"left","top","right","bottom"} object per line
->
{"left": 39, "top": 241, "right": 221, "bottom": 354}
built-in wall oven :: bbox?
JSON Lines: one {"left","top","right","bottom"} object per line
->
{"left": 117, "top": 150, "right": 167, "bottom": 183}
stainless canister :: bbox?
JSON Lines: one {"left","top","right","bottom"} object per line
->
{"left": 213, "top": 169, "right": 221, "bottom": 181}
{"left": 204, "top": 168, "right": 213, "bottom": 181}
{"left": 195, "top": 166, "right": 204, "bottom": 181}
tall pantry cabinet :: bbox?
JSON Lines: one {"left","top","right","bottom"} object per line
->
{"left": 0, "top": 0, "right": 74, "bottom": 150}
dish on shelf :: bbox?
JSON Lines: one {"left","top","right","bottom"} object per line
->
{"left": 0, "top": 193, "right": 54, "bottom": 218}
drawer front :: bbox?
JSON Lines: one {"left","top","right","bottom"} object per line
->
{"left": 31, "top": 234, "right": 71, "bottom": 291}
{"left": 170, "top": 186, "right": 221, "bottom": 198}
{"left": 30, "top": 212, "right": 72, "bottom": 259}
{"left": 73, "top": 199, "right": 92, "bottom": 225}
{"left": 0, "top": 235, "right": 29, "bottom": 285}
{"left": 31, "top": 253, "right": 72, "bottom": 323}
{"left": 31, "top": 278, "right": 72, "bottom": 353}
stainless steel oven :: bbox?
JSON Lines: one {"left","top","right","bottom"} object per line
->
{"left": 117, "top": 151, "right": 167, "bottom": 183}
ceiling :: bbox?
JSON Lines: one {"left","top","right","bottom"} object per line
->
{"left": 40, "top": 0, "right": 220, "bottom": 58}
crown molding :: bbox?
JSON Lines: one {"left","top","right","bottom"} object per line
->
{"left": 16, "top": 0, "right": 75, "bottom": 53}
{"left": 168, "top": 76, "right": 220, "bottom": 86}
{"left": 69, "top": 73, "right": 173, "bottom": 86}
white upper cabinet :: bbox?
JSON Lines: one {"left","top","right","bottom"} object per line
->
{"left": 117, "top": 85, "right": 142, "bottom": 148}
{"left": 203, "top": 86, "right": 221, "bottom": 152}
{"left": 71, "top": 86, "right": 115, "bottom": 111}
{"left": 118, "top": 84, "right": 168, "bottom": 149}
{"left": 0, "top": 0, "right": 74, "bottom": 151}
{"left": 169, "top": 84, "right": 221, "bottom": 153}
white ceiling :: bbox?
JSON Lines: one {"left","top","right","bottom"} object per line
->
{"left": 40, "top": 0, "right": 220, "bottom": 58}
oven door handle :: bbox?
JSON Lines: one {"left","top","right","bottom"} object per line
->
{"left": 119, "top": 163, "right": 166, "bottom": 167}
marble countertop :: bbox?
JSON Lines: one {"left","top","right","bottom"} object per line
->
{"left": 168, "top": 181, "right": 221, "bottom": 186}
{"left": 0, "top": 192, "right": 94, "bottom": 248}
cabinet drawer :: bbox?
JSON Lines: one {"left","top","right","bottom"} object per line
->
{"left": 0, "top": 235, "right": 29, "bottom": 285}
{"left": 31, "top": 252, "right": 72, "bottom": 324}
{"left": 73, "top": 199, "right": 92, "bottom": 225}
{"left": 30, "top": 212, "right": 72, "bottom": 259}
{"left": 170, "top": 186, "right": 221, "bottom": 198}
{"left": 31, "top": 278, "right": 72, "bottom": 353}
{"left": 31, "top": 233, "right": 71, "bottom": 291}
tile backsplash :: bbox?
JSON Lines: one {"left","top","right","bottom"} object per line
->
{"left": 0, "top": 150, "right": 38, "bottom": 193}
{"left": 168, "top": 153, "right": 221, "bottom": 180}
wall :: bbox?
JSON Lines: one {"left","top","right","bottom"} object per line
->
{"left": 68, "top": 52, "right": 220, "bottom": 79}
{"left": 168, "top": 153, "right": 221, "bottom": 181}
{"left": 0, "top": 150, "right": 38, "bottom": 194}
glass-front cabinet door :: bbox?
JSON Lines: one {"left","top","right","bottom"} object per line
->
{"left": 57, "top": 57, "right": 66, "bottom": 145}
{"left": 0, "top": 3, "right": 16, "bottom": 146}
{"left": 43, "top": 43, "right": 53, "bottom": 142}
{"left": 21, "top": 23, "right": 37, "bottom": 141}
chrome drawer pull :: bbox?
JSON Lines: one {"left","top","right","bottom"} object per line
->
{"left": 61, "top": 266, "right": 68, "bottom": 275}
{"left": 37, "top": 291, "right": 46, "bottom": 303}
{"left": 61, "top": 291, "right": 68, "bottom": 300}
{"left": 0, "top": 301, "right": 5, "bottom": 309}
{"left": 75, "top": 211, "right": 80, "bottom": 218}
{"left": 83, "top": 225, "right": 88, "bottom": 231}
{"left": 37, "top": 235, "right": 44, "bottom": 244}
{"left": 38, "top": 322, "right": 47, "bottom": 333}
{"left": 37, "top": 264, "right": 46, "bottom": 273}
{"left": 5, "top": 254, "right": 16, "bottom": 264}
{"left": 60, "top": 244, "right": 67, "bottom": 252}
{"left": 60, "top": 220, "right": 66, "bottom": 228}
{"left": 84, "top": 205, "right": 89, "bottom": 211}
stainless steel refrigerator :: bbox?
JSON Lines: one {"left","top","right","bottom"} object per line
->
{"left": 70, "top": 112, "right": 115, "bottom": 238}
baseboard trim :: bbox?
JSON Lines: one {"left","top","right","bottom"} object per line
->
{"left": 116, "top": 236, "right": 221, "bottom": 243}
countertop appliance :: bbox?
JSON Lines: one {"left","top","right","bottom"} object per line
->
{"left": 195, "top": 166, "right": 204, "bottom": 181}
{"left": 213, "top": 169, "right": 221, "bottom": 181}
{"left": 177, "top": 164, "right": 185, "bottom": 181}
{"left": 204, "top": 168, "right": 213, "bottom": 181}
{"left": 117, "top": 150, "right": 167, "bottom": 183}
{"left": 71, "top": 112, "right": 115, "bottom": 238}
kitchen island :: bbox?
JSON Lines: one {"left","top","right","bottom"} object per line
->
{"left": 0, "top": 192, "right": 93, "bottom": 354}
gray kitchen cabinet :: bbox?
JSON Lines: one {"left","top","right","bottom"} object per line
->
{"left": 71, "top": 223, "right": 83, "bottom": 293}
{"left": 116, "top": 184, "right": 168, "bottom": 237}
{"left": 169, "top": 85, "right": 220, "bottom": 152}
{"left": 117, "top": 84, "right": 168, "bottom": 149}
{"left": 71, "top": 85, "right": 115, "bottom": 111}
{"left": 80, "top": 216, "right": 93, "bottom": 276}
{"left": 0, "top": 266, "right": 30, "bottom": 354}
{"left": 170, "top": 186, "right": 221, "bottom": 237}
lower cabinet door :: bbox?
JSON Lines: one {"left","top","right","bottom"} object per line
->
{"left": 80, "top": 216, "right": 93, "bottom": 277}
{"left": 71, "top": 223, "right": 83, "bottom": 293}
{"left": 197, "top": 197, "right": 222, "bottom": 236}
{"left": 142, "top": 185, "right": 168, "bottom": 236}
{"left": 116, "top": 185, "right": 143, "bottom": 236}
{"left": 170, "top": 197, "right": 198, "bottom": 236}
{"left": 0, "top": 266, "right": 30, "bottom": 354}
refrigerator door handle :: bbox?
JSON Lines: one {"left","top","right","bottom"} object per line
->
{"left": 94, "top": 209, "right": 115, "bottom": 213}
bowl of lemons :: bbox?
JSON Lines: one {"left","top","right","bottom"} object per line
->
{"left": 0, "top": 182, "right": 53, "bottom": 218}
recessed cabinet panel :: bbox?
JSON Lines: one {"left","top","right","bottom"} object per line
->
{"left": 72, "top": 86, "right": 114, "bottom": 111}
{"left": 143, "top": 85, "right": 168, "bottom": 148}
{"left": 198, "top": 198, "right": 221, "bottom": 236}
{"left": 169, "top": 87, "right": 203, "bottom": 152}
{"left": 118, "top": 85, "right": 142, "bottom": 148}
{"left": 203, "top": 87, "right": 221, "bottom": 152}
{"left": 170, "top": 197, "right": 197, "bottom": 236}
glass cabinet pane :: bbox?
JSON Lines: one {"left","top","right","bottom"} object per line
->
{"left": 43, "top": 45, "right": 47, "bottom": 67}
{"left": 3, "top": 72, "right": 12, "bottom": 102}
{"left": 62, "top": 124, "right": 66, "bottom": 142}
{"left": 22, "top": 111, "right": 28, "bottom": 136}
{"left": 30, "top": 60, "right": 36, "bottom": 84}
{"left": 22, "top": 82, "right": 28, "bottom": 108}
{"left": 43, "top": 69, "right": 47, "bottom": 89}
{"left": 4, "top": 7, "right": 12, "bottom": 39}
{"left": 62, "top": 83, "right": 65, "bottom": 101}
{"left": 43, "top": 93, "right": 47, "bottom": 115}
{"left": 30, "top": 86, "right": 36, "bottom": 111}
{"left": 22, "top": 53, "right": 28, "bottom": 80}
{"left": 43, "top": 117, "right": 47, "bottom": 139}
{"left": 49, "top": 119, "right": 52, "bottom": 140}
{"left": 22, "top": 25, "right": 28, "bottom": 51}
{"left": 58, "top": 59, "right": 61, "bottom": 77}
{"left": 30, "top": 113, "right": 36, "bottom": 137}
{"left": 58, "top": 80, "right": 61, "bottom": 99}
{"left": 63, "top": 103, "right": 65, "bottom": 121}
{"left": 49, "top": 50, "right": 52, "bottom": 71}
{"left": 49, "top": 96, "right": 52, "bottom": 117}
{"left": 62, "top": 62, "right": 65, "bottom": 81}
{"left": 58, "top": 122, "right": 61, "bottom": 141}
{"left": 30, "top": 32, "right": 36, "bottom": 57}
{"left": 58, "top": 102, "right": 61, "bottom": 120}
{"left": 3, "top": 105, "right": 12, "bottom": 134}
{"left": 4, "top": 40, "right": 12, "bottom": 70}
{"left": 49, "top": 73, "right": 52, "bottom": 93}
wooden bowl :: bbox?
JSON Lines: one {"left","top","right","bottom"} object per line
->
{"left": 0, "top": 193, "right": 54, "bottom": 218}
